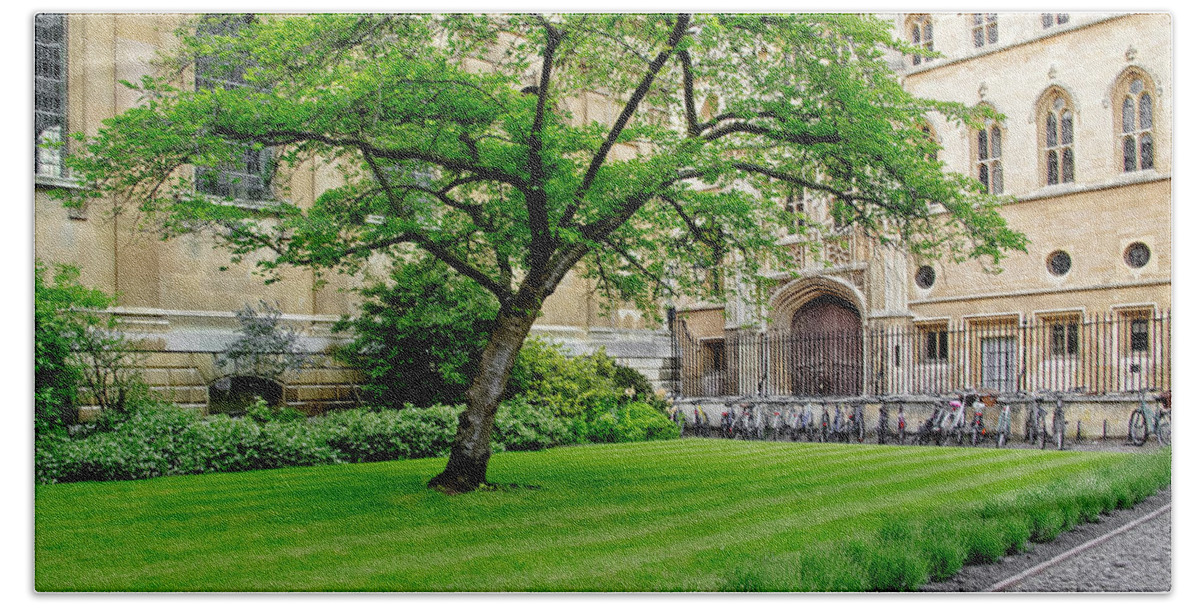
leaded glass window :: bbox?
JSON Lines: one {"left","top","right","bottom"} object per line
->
{"left": 1044, "top": 94, "right": 1075, "bottom": 185}
{"left": 909, "top": 15, "right": 934, "bottom": 66}
{"left": 976, "top": 121, "right": 1003, "bottom": 194}
{"left": 1120, "top": 76, "right": 1154, "bottom": 172}
{"left": 194, "top": 14, "right": 273, "bottom": 201}
{"left": 35, "top": 14, "right": 67, "bottom": 178}
{"left": 972, "top": 13, "right": 998, "bottom": 48}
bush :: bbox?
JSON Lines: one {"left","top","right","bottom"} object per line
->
{"left": 34, "top": 261, "right": 114, "bottom": 434}
{"left": 491, "top": 396, "right": 576, "bottom": 452}
{"left": 319, "top": 406, "right": 461, "bottom": 463}
{"left": 332, "top": 259, "right": 498, "bottom": 407}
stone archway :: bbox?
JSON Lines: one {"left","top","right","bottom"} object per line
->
{"left": 789, "top": 294, "right": 863, "bottom": 396}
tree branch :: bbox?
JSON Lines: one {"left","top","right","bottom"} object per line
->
{"left": 212, "top": 126, "right": 531, "bottom": 194}
{"left": 526, "top": 17, "right": 563, "bottom": 270}
{"left": 704, "top": 122, "right": 839, "bottom": 145}
{"left": 558, "top": 13, "right": 692, "bottom": 229}
{"left": 679, "top": 50, "right": 700, "bottom": 137}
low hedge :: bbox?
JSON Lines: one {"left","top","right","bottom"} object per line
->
{"left": 721, "top": 448, "right": 1171, "bottom": 591}
{"left": 36, "top": 397, "right": 676, "bottom": 484}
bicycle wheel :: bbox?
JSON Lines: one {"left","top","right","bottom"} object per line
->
{"left": 997, "top": 430, "right": 1007, "bottom": 448}
{"left": 971, "top": 427, "right": 979, "bottom": 447}
{"left": 1156, "top": 412, "right": 1171, "bottom": 446}
{"left": 856, "top": 419, "right": 866, "bottom": 443}
{"left": 1129, "top": 410, "right": 1148, "bottom": 446}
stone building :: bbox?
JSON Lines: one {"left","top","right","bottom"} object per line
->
{"left": 35, "top": 13, "right": 1172, "bottom": 413}
{"left": 674, "top": 12, "right": 1172, "bottom": 399}
{"left": 33, "top": 13, "right": 671, "bottom": 415}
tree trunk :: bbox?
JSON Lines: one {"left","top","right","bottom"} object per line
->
{"left": 427, "top": 306, "right": 539, "bottom": 494}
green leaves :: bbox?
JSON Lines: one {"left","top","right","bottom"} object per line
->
{"left": 60, "top": 12, "right": 1024, "bottom": 324}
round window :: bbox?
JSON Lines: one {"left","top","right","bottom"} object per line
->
{"left": 1124, "top": 242, "right": 1151, "bottom": 268}
{"left": 915, "top": 265, "right": 936, "bottom": 289}
{"left": 1047, "top": 251, "right": 1072, "bottom": 276}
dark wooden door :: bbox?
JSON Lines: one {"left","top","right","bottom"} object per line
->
{"left": 791, "top": 295, "right": 863, "bottom": 395}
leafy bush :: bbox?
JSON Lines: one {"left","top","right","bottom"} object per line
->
{"left": 332, "top": 259, "right": 497, "bottom": 407}
{"left": 215, "top": 300, "right": 312, "bottom": 379}
{"left": 508, "top": 339, "right": 661, "bottom": 420}
{"left": 586, "top": 400, "right": 679, "bottom": 444}
{"left": 490, "top": 396, "right": 576, "bottom": 452}
{"left": 319, "top": 406, "right": 461, "bottom": 463}
{"left": 36, "top": 393, "right": 676, "bottom": 484}
{"left": 35, "top": 261, "right": 114, "bottom": 434}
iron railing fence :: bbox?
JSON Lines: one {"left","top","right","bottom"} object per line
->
{"left": 674, "top": 311, "right": 1170, "bottom": 398}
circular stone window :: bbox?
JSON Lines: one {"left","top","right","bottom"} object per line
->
{"left": 1124, "top": 242, "right": 1151, "bottom": 268}
{"left": 1047, "top": 250, "right": 1072, "bottom": 276}
{"left": 915, "top": 265, "right": 936, "bottom": 289}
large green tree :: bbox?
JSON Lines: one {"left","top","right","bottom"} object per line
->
{"left": 60, "top": 13, "right": 1024, "bottom": 492}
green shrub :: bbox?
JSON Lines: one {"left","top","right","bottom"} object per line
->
{"left": 490, "top": 396, "right": 576, "bottom": 452}
{"left": 245, "top": 398, "right": 306, "bottom": 424}
{"left": 319, "top": 406, "right": 460, "bottom": 462}
{"left": 1027, "top": 505, "right": 1066, "bottom": 543}
{"left": 922, "top": 536, "right": 966, "bottom": 582}
{"left": 332, "top": 259, "right": 498, "bottom": 408}
{"left": 34, "top": 261, "right": 115, "bottom": 434}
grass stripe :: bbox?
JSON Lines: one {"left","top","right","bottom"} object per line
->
{"left": 35, "top": 440, "right": 1147, "bottom": 591}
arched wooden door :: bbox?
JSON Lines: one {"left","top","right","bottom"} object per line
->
{"left": 791, "top": 295, "right": 863, "bottom": 396}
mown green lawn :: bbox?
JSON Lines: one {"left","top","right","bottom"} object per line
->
{"left": 35, "top": 439, "right": 1156, "bottom": 591}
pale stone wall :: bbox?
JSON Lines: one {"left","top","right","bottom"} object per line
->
{"left": 676, "top": 13, "right": 1171, "bottom": 397}
{"left": 35, "top": 13, "right": 679, "bottom": 416}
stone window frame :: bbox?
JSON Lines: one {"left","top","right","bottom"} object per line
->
{"left": 970, "top": 13, "right": 999, "bottom": 49}
{"left": 971, "top": 106, "right": 1004, "bottom": 195}
{"left": 1113, "top": 67, "right": 1157, "bottom": 174}
{"left": 907, "top": 14, "right": 934, "bottom": 66}
{"left": 1038, "top": 87, "right": 1076, "bottom": 186}
{"left": 1041, "top": 13, "right": 1070, "bottom": 29}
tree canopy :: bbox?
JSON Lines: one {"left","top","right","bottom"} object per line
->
{"left": 58, "top": 13, "right": 1026, "bottom": 492}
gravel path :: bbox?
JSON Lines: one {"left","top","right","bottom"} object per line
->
{"left": 923, "top": 487, "right": 1171, "bottom": 592}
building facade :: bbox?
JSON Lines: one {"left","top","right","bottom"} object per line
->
{"left": 675, "top": 12, "right": 1172, "bottom": 398}
{"left": 34, "top": 13, "right": 672, "bottom": 415}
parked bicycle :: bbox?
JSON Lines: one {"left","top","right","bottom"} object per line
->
{"left": 769, "top": 408, "right": 783, "bottom": 441}
{"left": 995, "top": 393, "right": 1021, "bottom": 448}
{"left": 832, "top": 403, "right": 847, "bottom": 443}
{"left": 1050, "top": 392, "right": 1069, "bottom": 450}
{"left": 798, "top": 402, "right": 815, "bottom": 442}
{"left": 968, "top": 393, "right": 989, "bottom": 447}
{"left": 936, "top": 395, "right": 967, "bottom": 446}
{"left": 1128, "top": 388, "right": 1171, "bottom": 446}
{"left": 846, "top": 401, "right": 866, "bottom": 443}
{"left": 721, "top": 403, "right": 737, "bottom": 439}
{"left": 820, "top": 403, "right": 831, "bottom": 443}
{"left": 877, "top": 400, "right": 890, "bottom": 445}
{"left": 692, "top": 404, "right": 709, "bottom": 438}
{"left": 915, "top": 401, "right": 948, "bottom": 446}
{"left": 896, "top": 403, "right": 907, "bottom": 444}
{"left": 1025, "top": 393, "right": 1048, "bottom": 450}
